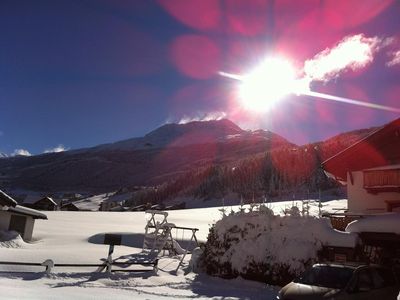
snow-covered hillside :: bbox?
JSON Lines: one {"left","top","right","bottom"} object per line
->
{"left": 0, "top": 119, "right": 294, "bottom": 193}
{"left": 0, "top": 199, "right": 347, "bottom": 299}
{"left": 0, "top": 119, "right": 376, "bottom": 199}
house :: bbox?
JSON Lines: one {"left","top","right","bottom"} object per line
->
{"left": 23, "top": 196, "right": 58, "bottom": 211}
{"left": 60, "top": 202, "right": 80, "bottom": 211}
{"left": 0, "top": 190, "right": 47, "bottom": 241}
{"left": 322, "top": 118, "right": 400, "bottom": 214}
{"left": 99, "top": 192, "right": 130, "bottom": 211}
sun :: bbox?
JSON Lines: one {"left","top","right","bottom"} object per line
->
{"left": 238, "top": 57, "right": 298, "bottom": 112}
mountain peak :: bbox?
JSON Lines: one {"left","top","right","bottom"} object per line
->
{"left": 95, "top": 119, "right": 245, "bottom": 151}
{"left": 142, "top": 119, "right": 244, "bottom": 147}
{"left": 145, "top": 119, "right": 243, "bottom": 139}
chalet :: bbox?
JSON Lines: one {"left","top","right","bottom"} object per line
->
{"left": 23, "top": 196, "right": 58, "bottom": 211}
{"left": 0, "top": 190, "right": 47, "bottom": 241}
{"left": 322, "top": 118, "right": 400, "bottom": 214}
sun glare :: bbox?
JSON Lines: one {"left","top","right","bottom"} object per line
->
{"left": 238, "top": 57, "right": 297, "bottom": 112}
{"left": 220, "top": 50, "right": 400, "bottom": 115}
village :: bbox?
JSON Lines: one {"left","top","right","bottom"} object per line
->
{"left": 0, "top": 117, "right": 399, "bottom": 299}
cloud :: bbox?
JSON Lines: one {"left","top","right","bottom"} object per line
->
{"left": 44, "top": 144, "right": 68, "bottom": 153}
{"left": 387, "top": 50, "right": 400, "bottom": 67}
{"left": 177, "top": 111, "right": 227, "bottom": 124}
{"left": 304, "top": 34, "right": 387, "bottom": 82}
{"left": 12, "top": 149, "right": 32, "bottom": 156}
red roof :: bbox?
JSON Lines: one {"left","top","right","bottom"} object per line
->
{"left": 322, "top": 118, "right": 400, "bottom": 181}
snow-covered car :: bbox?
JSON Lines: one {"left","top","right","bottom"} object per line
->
{"left": 277, "top": 263, "right": 399, "bottom": 300}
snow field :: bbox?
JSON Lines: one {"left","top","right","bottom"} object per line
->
{"left": 0, "top": 199, "right": 347, "bottom": 299}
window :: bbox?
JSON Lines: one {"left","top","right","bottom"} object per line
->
{"left": 373, "top": 268, "right": 396, "bottom": 287}
{"left": 295, "top": 265, "right": 354, "bottom": 289}
{"left": 354, "top": 269, "right": 373, "bottom": 292}
{"left": 387, "top": 201, "right": 400, "bottom": 212}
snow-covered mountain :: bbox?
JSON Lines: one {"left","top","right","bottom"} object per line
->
{"left": 0, "top": 119, "right": 379, "bottom": 196}
{"left": 94, "top": 119, "right": 281, "bottom": 151}
{"left": 0, "top": 119, "right": 293, "bottom": 192}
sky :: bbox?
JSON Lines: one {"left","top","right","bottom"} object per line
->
{"left": 0, "top": 0, "right": 399, "bottom": 156}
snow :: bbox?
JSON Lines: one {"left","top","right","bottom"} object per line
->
{"left": 346, "top": 213, "right": 400, "bottom": 234}
{"left": 9, "top": 205, "right": 48, "bottom": 219}
{"left": 103, "top": 192, "right": 133, "bottom": 204}
{"left": 0, "top": 199, "right": 347, "bottom": 299}
{"left": 73, "top": 194, "right": 108, "bottom": 211}
{"left": 212, "top": 210, "right": 357, "bottom": 275}
{"left": 0, "top": 231, "right": 28, "bottom": 248}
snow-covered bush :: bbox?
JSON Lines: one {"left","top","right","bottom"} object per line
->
{"left": 201, "top": 207, "right": 357, "bottom": 285}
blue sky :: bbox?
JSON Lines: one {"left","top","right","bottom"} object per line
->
{"left": 1, "top": 0, "right": 399, "bottom": 155}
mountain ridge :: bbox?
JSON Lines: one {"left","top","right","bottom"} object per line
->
{"left": 92, "top": 119, "right": 279, "bottom": 152}
{"left": 0, "top": 119, "right": 379, "bottom": 196}
{"left": 0, "top": 119, "right": 293, "bottom": 192}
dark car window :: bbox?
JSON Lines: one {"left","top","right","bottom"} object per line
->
{"left": 371, "top": 268, "right": 385, "bottom": 288}
{"left": 294, "top": 265, "right": 354, "bottom": 289}
{"left": 373, "top": 267, "right": 396, "bottom": 287}
{"left": 356, "top": 269, "right": 373, "bottom": 291}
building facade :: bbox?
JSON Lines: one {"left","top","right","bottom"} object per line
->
{"left": 323, "top": 118, "right": 400, "bottom": 214}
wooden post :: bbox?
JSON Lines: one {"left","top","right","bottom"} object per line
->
{"left": 106, "top": 244, "right": 114, "bottom": 273}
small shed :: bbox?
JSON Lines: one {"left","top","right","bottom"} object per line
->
{"left": 0, "top": 190, "right": 47, "bottom": 241}
{"left": 23, "top": 196, "right": 58, "bottom": 211}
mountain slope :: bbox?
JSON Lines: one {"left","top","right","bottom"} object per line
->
{"left": 0, "top": 120, "right": 379, "bottom": 196}
{"left": 0, "top": 120, "right": 293, "bottom": 192}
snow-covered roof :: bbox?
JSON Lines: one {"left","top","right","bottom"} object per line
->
{"left": 23, "top": 196, "right": 57, "bottom": 206}
{"left": 0, "top": 190, "right": 17, "bottom": 207}
{"left": 8, "top": 205, "right": 48, "bottom": 220}
{"left": 345, "top": 213, "right": 400, "bottom": 234}
{"left": 322, "top": 117, "right": 400, "bottom": 181}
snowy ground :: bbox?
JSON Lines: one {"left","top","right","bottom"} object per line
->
{"left": 0, "top": 199, "right": 347, "bottom": 299}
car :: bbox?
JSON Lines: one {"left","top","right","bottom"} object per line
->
{"left": 277, "top": 263, "right": 399, "bottom": 300}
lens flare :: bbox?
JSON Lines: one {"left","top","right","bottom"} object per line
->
{"left": 220, "top": 49, "right": 400, "bottom": 114}
{"left": 222, "top": 57, "right": 305, "bottom": 112}
{"left": 306, "top": 91, "right": 400, "bottom": 113}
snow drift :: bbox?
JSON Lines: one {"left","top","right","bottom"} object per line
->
{"left": 0, "top": 231, "right": 28, "bottom": 249}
